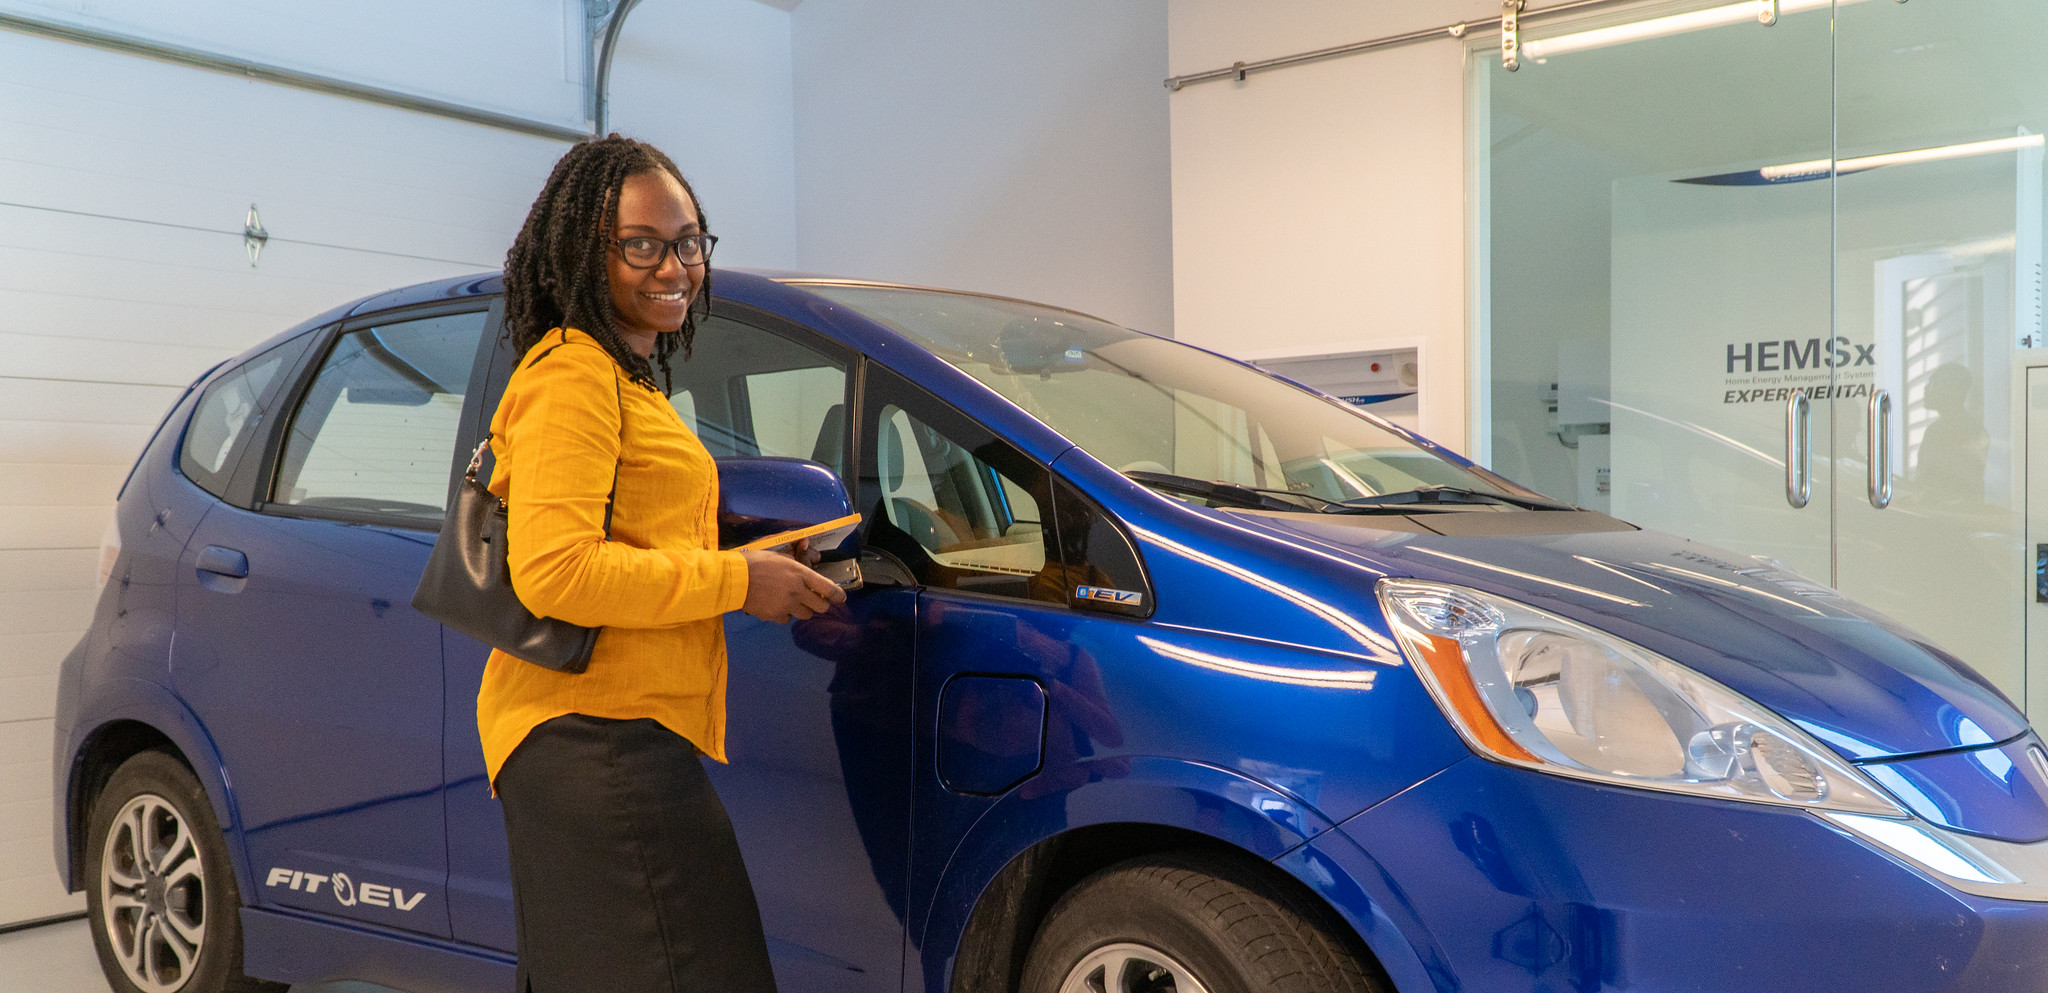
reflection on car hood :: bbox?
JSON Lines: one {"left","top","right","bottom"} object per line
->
{"left": 1227, "top": 511, "right": 2027, "bottom": 761}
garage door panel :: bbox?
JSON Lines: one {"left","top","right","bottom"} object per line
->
{"left": 0, "top": 333, "right": 228, "bottom": 388}
{"left": 0, "top": 89, "right": 551, "bottom": 269}
{"left": 0, "top": 623, "right": 75, "bottom": 670}
{"left": 0, "top": 466, "right": 132, "bottom": 525}
{"left": 0, "top": 876, "right": 83, "bottom": 927}
{"left": 0, "top": 17, "right": 562, "bottom": 929}
{"left": 0, "top": 256, "right": 370, "bottom": 332}
{"left": 0, "top": 231, "right": 443, "bottom": 319}
{"left": 0, "top": 549, "right": 99, "bottom": 594}
{"left": 0, "top": 719, "right": 54, "bottom": 796}
{"left": 0, "top": 153, "right": 515, "bottom": 271}
{"left": 0, "top": 421, "right": 160, "bottom": 469}
{"left": 0, "top": 377, "right": 188, "bottom": 426}
{"left": 0, "top": 505, "right": 108, "bottom": 551}
{"left": 0, "top": 136, "right": 543, "bottom": 263}
{"left": 0, "top": 290, "right": 297, "bottom": 354}
{"left": 0, "top": 62, "right": 559, "bottom": 193}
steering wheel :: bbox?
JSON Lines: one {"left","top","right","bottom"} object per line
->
{"left": 1117, "top": 460, "right": 1171, "bottom": 475}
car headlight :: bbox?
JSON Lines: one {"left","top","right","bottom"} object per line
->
{"left": 1377, "top": 578, "right": 1904, "bottom": 817}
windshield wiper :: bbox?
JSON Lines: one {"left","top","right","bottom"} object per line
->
{"left": 1334, "top": 485, "right": 1574, "bottom": 512}
{"left": 1123, "top": 471, "right": 1335, "bottom": 513}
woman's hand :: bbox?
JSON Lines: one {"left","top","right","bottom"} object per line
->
{"left": 789, "top": 537, "right": 823, "bottom": 567}
{"left": 740, "top": 548, "right": 846, "bottom": 623}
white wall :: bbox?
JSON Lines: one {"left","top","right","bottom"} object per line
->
{"left": 0, "top": 21, "right": 568, "bottom": 926}
{"left": 789, "top": 0, "right": 1174, "bottom": 336}
{"left": 1167, "top": 0, "right": 1495, "bottom": 447}
{"left": 5, "top": 0, "right": 588, "bottom": 128}
{"left": 609, "top": 0, "right": 798, "bottom": 269}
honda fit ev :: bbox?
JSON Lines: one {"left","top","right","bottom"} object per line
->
{"left": 53, "top": 269, "right": 2048, "bottom": 993}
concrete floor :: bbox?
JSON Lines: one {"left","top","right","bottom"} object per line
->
{"left": 0, "top": 917, "right": 398, "bottom": 993}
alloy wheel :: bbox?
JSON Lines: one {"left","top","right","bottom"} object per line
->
{"left": 99, "top": 793, "right": 207, "bottom": 993}
{"left": 1058, "top": 942, "right": 1214, "bottom": 993}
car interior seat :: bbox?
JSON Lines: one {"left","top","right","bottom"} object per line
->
{"left": 879, "top": 415, "right": 960, "bottom": 551}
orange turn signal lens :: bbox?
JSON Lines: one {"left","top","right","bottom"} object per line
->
{"left": 1406, "top": 631, "right": 1539, "bottom": 763}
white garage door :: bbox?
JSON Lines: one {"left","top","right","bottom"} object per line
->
{"left": 0, "top": 26, "right": 566, "bottom": 926}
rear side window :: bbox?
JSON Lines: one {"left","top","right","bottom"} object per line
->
{"left": 270, "top": 311, "right": 487, "bottom": 524}
{"left": 180, "top": 336, "right": 314, "bottom": 498}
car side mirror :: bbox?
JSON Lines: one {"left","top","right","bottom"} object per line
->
{"left": 715, "top": 457, "right": 863, "bottom": 589}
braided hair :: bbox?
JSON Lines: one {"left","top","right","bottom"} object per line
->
{"left": 503, "top": 134, "right": 710, "bottom": 391}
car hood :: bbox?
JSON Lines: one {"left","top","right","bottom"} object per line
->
{"left": 1223, "top": 510, "right": 2028, "bottom": 762}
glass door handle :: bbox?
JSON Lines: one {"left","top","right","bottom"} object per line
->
{"left": 1785, "top": 392, "right": 1812, "bottom": 508}
{"left": 1867, "top": 389, "right": 1893, "bottom": 509}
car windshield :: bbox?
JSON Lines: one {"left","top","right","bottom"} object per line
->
{"left": 800, "top": 283, "right": 1523, "bottom": 509}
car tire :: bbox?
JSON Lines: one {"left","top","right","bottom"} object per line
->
{"left": 1019, "top": 851, "right": 1389, "bottom": 993}
{"left": 84, "top": 750, "right": 283, "bottom": 993}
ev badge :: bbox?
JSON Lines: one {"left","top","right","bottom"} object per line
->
{"left": 331, "top": 872, "right": 356, "bottom": 907}
{"left": 1075, "top": 585, "right": 1142, "bottom": 608}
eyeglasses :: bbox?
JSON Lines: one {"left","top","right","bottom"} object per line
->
{"left": 611, "top": 234, "right": 717, "bottom": 269}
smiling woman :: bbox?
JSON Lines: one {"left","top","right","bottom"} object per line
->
{"left": 481, "top": 135, "right": 840, "bottom": 993}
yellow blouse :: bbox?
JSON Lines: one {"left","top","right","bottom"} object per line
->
{"left": 476, "top": 328, "right": 749, "bottom": 785}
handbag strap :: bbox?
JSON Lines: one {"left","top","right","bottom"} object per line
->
{"left": 470, "top": 329, "right": 626, "bottom": 540}
{"left": 600, "top": 368, "right": 621, "bottom": 538}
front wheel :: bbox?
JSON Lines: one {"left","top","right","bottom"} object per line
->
{"left": 84, "top": 750, "right": 282, "bottom": 993}
{"left": 1020, "top": 852, "right": 1389, "bottom": 993}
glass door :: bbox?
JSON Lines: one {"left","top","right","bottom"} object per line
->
{"left": 1482, "top": 0, "right": 1839, "bottom": 583}
{"left": 1831, "top": 0, "right": 2048, "bottom": 707}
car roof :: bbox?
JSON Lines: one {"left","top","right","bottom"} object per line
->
{"left": 344, "top": 271, "right": 505, "bottom": 315}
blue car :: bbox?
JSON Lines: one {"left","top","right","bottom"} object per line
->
{"left": 53, "top": 270, "right": 2048, "bottom": 993}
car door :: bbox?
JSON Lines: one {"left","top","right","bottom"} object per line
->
{"left": 682, "top": 311, "right": 914, "bottom": 993}
{"left": 846, "top": 364, "right": 1130, "bottom": 978}
{"left": 173, "top": 306, "right": 488, "bottom": 939}
{"left": 440, "top": 308, "right": 915, "bottom": 993}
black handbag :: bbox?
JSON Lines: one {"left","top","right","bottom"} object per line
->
{"left": 411, "top": 352, "right": 620, "bottom": 673}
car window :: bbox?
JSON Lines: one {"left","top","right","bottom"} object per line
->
{"left": 270, "top": 311, "right": 487, "bottom": 524}
{"left": 180, "top": 335, "right": 315, "bottom": 499}
{"left": 860, "top": 365, "right": 1062, "bottom": 605}
{"left": 671, "top": 389, "right": 698, "bottom": 435}
{"left": 668, "top": 316, "right": 850, "bottom": 480}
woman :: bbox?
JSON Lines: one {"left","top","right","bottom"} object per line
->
{"left": 481, "top": 135, "right": 844, "bottom": 992}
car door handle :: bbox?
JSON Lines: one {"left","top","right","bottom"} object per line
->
{"left": 196, "top": 545, "right": 249, "bottom": 579}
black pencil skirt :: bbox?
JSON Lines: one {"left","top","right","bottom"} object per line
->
{"left": 495, "top": 713, "right": 778, "bottom": 993}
